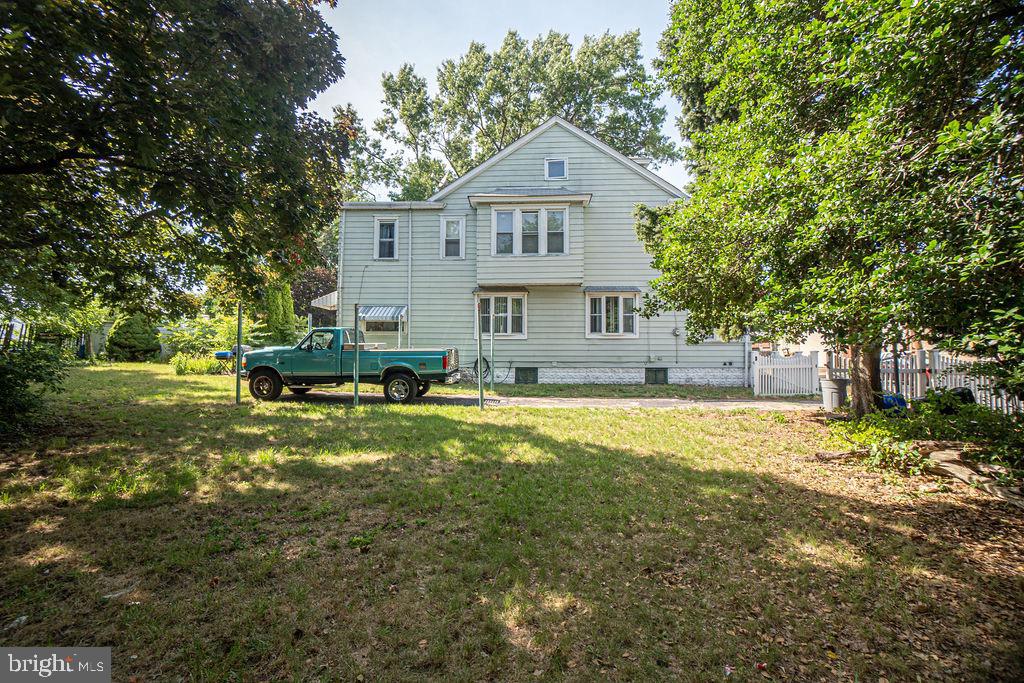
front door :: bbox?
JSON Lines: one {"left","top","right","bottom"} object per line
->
{"left": 291, "top": 330, "right": 338, "bottom": 382}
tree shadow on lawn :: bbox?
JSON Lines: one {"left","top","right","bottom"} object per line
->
{"left": 1, "top": 370, "right": 1022, "bottom": 681}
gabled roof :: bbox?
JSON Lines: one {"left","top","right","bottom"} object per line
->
{"left": 428, "top": 116, "right": 686, "bottom": 201}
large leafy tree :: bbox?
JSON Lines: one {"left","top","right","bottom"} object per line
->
{"left": 344, "top": 30, "right": 678, "bottom": 200}
{"left": 0, "top": 0, "right": 348, "bottom": 318}
{"left": 639, "top": 0, "right": 1023, "bottom": 415}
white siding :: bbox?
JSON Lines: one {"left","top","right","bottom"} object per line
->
{"left": 338, "top": 122, "right": 746, "bottom": 380}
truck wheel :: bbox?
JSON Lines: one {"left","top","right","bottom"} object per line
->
{"left": 416, "top": 381, "right": 430, "bottom": 397}
{"left": 383, "top": 373, "right": 416, "bottom": 404}
{"left": 249, "top": 370, "right": 283, "bottom": 401}
{"left": 287, "top": 387, "right": 311, "bottom": 395}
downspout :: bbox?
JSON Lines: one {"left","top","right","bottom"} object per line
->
{"left": 336, "top": 210, "right": 346, "bottom": 327}
{"left": 743, "top": 329, "right": 751, "bottom": 387}
{"left": 407, "top": 207, "right": 413, "bottom": 347}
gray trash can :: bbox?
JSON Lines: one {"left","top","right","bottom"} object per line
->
{"left": 820, "top": 378, "right": 850, "bottom": 411}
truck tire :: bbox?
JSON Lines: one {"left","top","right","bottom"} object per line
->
{"left": 287, "top": 387, "right": 311, "bottom": 395}
{"left": 249, "top": 369, "right": 283, "bottom": 401}
{"left": 383, "top": 373, "right": 416, "bottom": 404}
{"left": 416, "top": 381, "right": 430, "bottom": 397}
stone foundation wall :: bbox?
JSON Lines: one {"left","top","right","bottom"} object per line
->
{"left": 667, "top": 367, "right": 746, "bottom": 387}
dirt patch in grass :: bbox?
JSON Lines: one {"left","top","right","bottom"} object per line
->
{"left": 0, "top": 365, "right": 1021, "bottom": 681}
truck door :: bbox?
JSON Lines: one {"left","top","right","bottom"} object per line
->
{"left": 292, "top": 329, "right": 339, "bottom": 382}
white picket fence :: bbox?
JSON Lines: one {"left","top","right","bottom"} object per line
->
{"left": 750, "top": 351, "right": 820, "bottom": 396}
{"left": 829, "top": 350, "right": 1022, "bottom": 415}
{"left": 751, "top": 349, "right": 1022, "bottom": 414}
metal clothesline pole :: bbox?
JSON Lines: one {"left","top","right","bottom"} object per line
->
{"left": 476, "top": 301, "right": 484, "bottom": 410}
{"left": 353, "top": 303, "right": 360, "bottom": 407}
{"left": 235, "top": 302, "right": 242, "bottom": 405}
{"left": 489, "top": 308, "right": 495, "bottom": 392}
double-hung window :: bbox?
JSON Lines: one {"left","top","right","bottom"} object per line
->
{"left": 440, "top": 216, "right": 465, "bottom": 259}
{"left": 491, "top": 207, "right": 567, "bottom": 256}
{"left": 587, "top": 293, "right": 638, "bottom": 337}
{"left": 374, "top": 217, "right": 398, "bottom": 260}
{"left": 521, "top": 211, "right": 540, "bottom": 254}
{"left": 477, "top": 294, "right": 526, "bottom": 338}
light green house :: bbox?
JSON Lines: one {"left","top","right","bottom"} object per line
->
{"left": 314, "top": 116, "right": 749, "bottom": 385}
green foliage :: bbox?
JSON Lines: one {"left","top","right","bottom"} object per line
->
{"left": 106, "top": 314, "right": 160, "bottom": 362}
{"left": 256, "top": 281, "right": 299, "bottom": 347}
{"left": 829, "top": 392, "right": 1024, "bottom": 476}
{"left": 164, "top": 314, "right": 260, "bottom": 357}
{"left": 169, "top": 353, "right": 222, "bottom": 376}
{"left": 642, "top": 0, "right": 1024, "bottom": 408}
{"left": 0, "top": 0, "right": 347, "bottom": 318}
{"left": 340, "top": 30, "right": 677, "bottom": 200}
{"left": 0, "top": 345, "right": 69, "bottom": 441}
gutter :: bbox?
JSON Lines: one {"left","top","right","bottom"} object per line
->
{"left": 743, "top": 330, "right": 751, "bottom": 387}
{"left": 342, "top": 201, "right": 445, "bottom": 210}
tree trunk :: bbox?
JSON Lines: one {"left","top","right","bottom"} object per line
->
{"left": 849, "top": 343, "right": 883, "bottom": 417}
{"left": 1, "top": 322, "right": 13, "bottom": 352}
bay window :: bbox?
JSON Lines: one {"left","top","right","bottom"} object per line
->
{"left": 587, "top": 293, "right": 638, "bottom": 337}
{"left": 491, "top": 207, "right": 567, "bottom": 256}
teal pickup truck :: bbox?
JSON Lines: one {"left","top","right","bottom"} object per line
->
{"left": 241, "top": 327, "right": 459, "bottom": 404}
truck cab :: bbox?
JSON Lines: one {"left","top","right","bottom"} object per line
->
{"left": 241, "top": 327, "right": 458, "bottom": 404}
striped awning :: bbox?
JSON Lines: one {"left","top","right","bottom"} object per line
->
{"left": 358, "top": 305, "right": 407, "bottom": 322}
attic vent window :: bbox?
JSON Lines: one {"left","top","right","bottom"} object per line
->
{"left": 545, "top": 158, "right": 567, "bottom": 180}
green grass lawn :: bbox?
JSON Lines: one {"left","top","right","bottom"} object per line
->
{"left": 1, "top": 364, "right": 1021, "bottom": 681}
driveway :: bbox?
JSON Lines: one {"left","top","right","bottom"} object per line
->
{"left": 284, "top": 391, "right": 820, "bottom": 411}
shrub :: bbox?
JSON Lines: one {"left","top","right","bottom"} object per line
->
{"left": 170, "top": 352, "right": 223, "bottom": 376}
{"left": 0, "top": 345, "right": 69, "bottom": 441}
{"left": 107, "top": 313, "right": 161, "bottom": 361}
{"left": 164, "top": 314, "right": 263, "bottom": 357}
{"left": 829, "top": 391, "right": 1024, "bottom": 476}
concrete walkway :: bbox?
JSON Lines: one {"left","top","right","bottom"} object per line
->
{"left": 288, "top": 391, "right": 820, "bottom": 411}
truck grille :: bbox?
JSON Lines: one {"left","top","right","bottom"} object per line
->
{"left": 448, "top": 348, "right": 459, "bottom": 371}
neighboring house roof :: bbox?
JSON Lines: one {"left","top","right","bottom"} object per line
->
{"left": 428, "top": 115, "right": 687, "bottom": 202}
{"left": 310, "top": 290, "right": 338, "bottom": 310}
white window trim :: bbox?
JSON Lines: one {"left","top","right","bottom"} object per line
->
{"left": 544, "top": 157, "right": 568, "bottom": 181}
{"left": 490, "top": 205, "right": 569, "bottom": 257}
{"left": 474, "top": 292, "right": 528, "bottom": 340}
{"left": 373, "top": 216, "right": 399, "bottom": 260}
{"left": 584, "top": 292, "right": 640, "bottom": 339}
{"left": 438, "top": 214, "right": 466, "bottom": 259}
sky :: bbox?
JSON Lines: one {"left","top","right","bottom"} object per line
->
{"left": 309, "top": 0, "right": 690, "bottom": 194}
